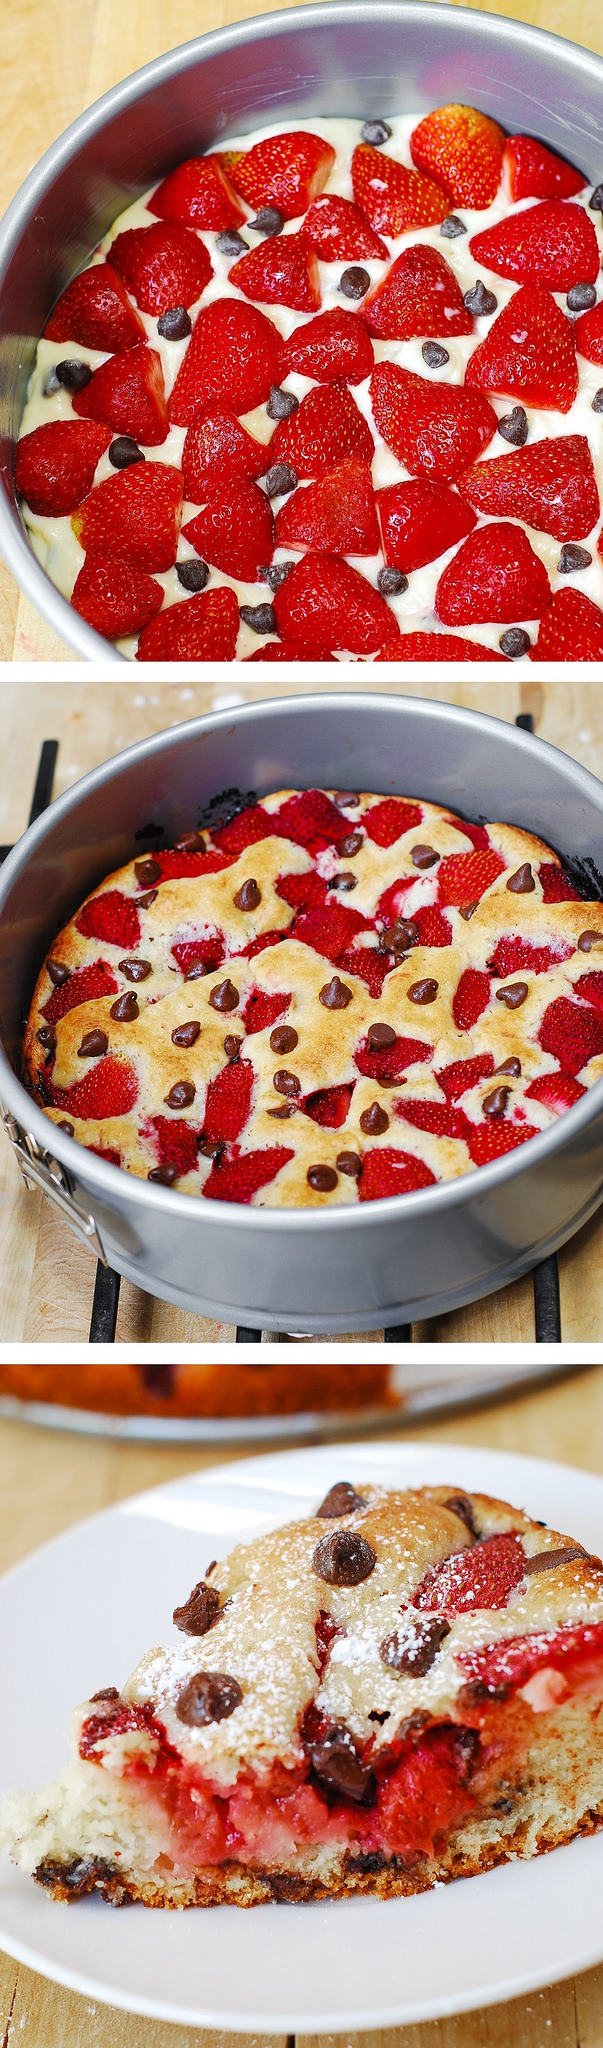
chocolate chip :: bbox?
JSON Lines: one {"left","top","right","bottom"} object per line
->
{"left": 158, "top": 303, "right": 193, "bottom": 340}
{"left": 209, "top": 980, "right": 239, "bottom": 1012}
{"left": 319, "top": 975, "right": 353, "bottom": 1008}
{"left": 567, "top": 282, "right": 597, "bottom": 311}
{"left": 185, "top": 958, "right": 209, "bottom": 979}
{"left": 592, "top": 390, "right": 603, "bottom": 413}
{"left": 173, "top": 1581, "right": 221, "bottom": 1634}
{"left": 440, "top": 214, "right": 466, "bottom": 238}
{"left": 494, "top": 1056, "right": 521, "bottom": 1077}
{"left": 327, "top": 871, "right": 357, "bottom": 891}
{"left": 360, "top": 1101, "right": 389, "bottom": 1134}
{"left": 273, "top": 1068, "right": 301, "bottom": 1096}
{"left": 199, "top": 1136, "right": 226, "bottom": 1158}
{"left": 523, "top": 1545, "right": 585, "bottom": 1575}
{"left": 558, "top": 542, "right": 593, "bottom": 573}
{"left": 137, "top": 889, "right": 158, "bottom": 908}
{"left": 578, "top": 929, "right": 603, "bottom": 951}
{"left": 312, "top": 1529, "right": 376, "bottom": 1586}
{"left": 333, "top": 791, "right": 360, "bottom": 808}
{"left": 367, "top": 1021, "right": 396, "bottom": 1048}
{"left": 259, "top": 560, "right": 294, "bottom": 590}
{"left": 336, "top": 1150, "right": 362, "bottom": 1177}
{"left": 58, "top": 1119, "right": 74, "bottom": 1135}
{"left": 172, "top": 1021, "right": 201, "bottom": 1046}
{"left": 175, "top": 830, "right": 206, "bottom": 852}
{"left": 381, "top": 919, "right": 418, "bottom": 952}
{"left": 377, "top": 566, "right": 408, "bottom": 596}
{"left": 408, "top": 978, "right": 438, "bottom": 1004}
{"left": 361, "top": 119, "right": 392, "bottom": 145}
{"left": 304, "top": 1719, "right": 374, "bottom": 1803}
{"left": 443, "top": 1493, "right": 479, "bottom": 1537}
{"left": 176, "top": 559, "right": 209, "bottom": 591}
{"left": 483, "top": 1084, "right": 510, "bottom": 1118}
{"left": 164, "top": 1079, "right": 195, "bottom": 1108}
{"left": 506, "top": 863, "right": 535, "bottom": 893}
{"left": 589, "top": 184, "right": 603, "bottom": 211}
{"left": 270, "top": 1024, "right": 298, "bottom": 1053}
{"left": 55, "top": 358, "right": 93, "bottom": 390}
{"left": 265, "top": 463, "right": 297, "bottom": 498}
{"left": 118, "top": 957, "right": 152, "bottom": 981}
{"left": 422, "top": 341, "right": 449, "bottom": 368}
{"left": 234, "top": 878, "right": 261, "bottom": 910}
{"left": 248, "top": 206, "right": 284, "bottom": 236}
{"left": 109, "top": 436, "right": 144, "bottom": 468}
{"left": 459, "top": 901, "right": 478, "bottom": 920}
{"left": 499, "top": 628, "right": 531, "bottom": 657}
{"left": 497, "top": 406, "right": 528, "bottom": 446}
{"left": 267, "top": 385, "right": 299, "bottom": 420}
{"left": 339, "top": 266, "right": 370, "bottom": 299}
{"left": 36, "top": 1024, "right": 56, "bottom": 1050}
{"left": 267, "top": 1103, "right": 294, "bottom": 1118}
{"left": 110, "top": 991, "right": 139, "bottom": 1022}
{"left": 239, "top": 603, "right": 277, "bottom": 634}
{"left": 77, "top": 1029, "right": 108, "bottom": 1057}
{"left": 176, "top": 1671, "right": 243, "bottom": 1725}
{"left": 135, "top": 858, "right": 161, "bottom": 887}
{"left": 411, "top": 843, "right": 438, "bottom": 869}
{"left": 307, "top": 1164, "right": 338, "bottom": 1192}
{"left": 338, "top": 832, "right": 363, "bottom": 856}
{"left": 216, "top": 228, "right": 249, "bottom": 257}
{"left": 464, "top": 281, "right": 497, "bottom": 316}
{"left": 380, "top": 1612, "right": 451, "bottom": 1676}
{"left": 148, "top": 1163, "right": 177, "bottom": 1184}
{"left": 223, "top": 1033, "right": 243, "bottom": 1060}
{"left": 316, "top": 1480, "right": 367, "bottom": 1517}
{"left": 496, "top": 981, "right": 528, "bottom": 1009}
{"left": 90, "top": 1687, "right": 120, "bottom": 1701}
{"left": 46, "top": 959, "right": 71, "bottom": 986}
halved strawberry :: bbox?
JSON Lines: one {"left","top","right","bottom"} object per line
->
{"left": 574, "top": 971, "right": 603, "bottom": 1014}
{"left": 182, "top": 404, "right": 270, "bottom": 502}
{"left": 148, "top": 1116, "right": 201, "bottom": 1176}
{"left": 275, "top": 458, "right": 379, "bottom": 556}
{"left": 73, "top": 464, "right": 182, "bottom": 573}
{"left": 371, "top": 362, "right": 496, "bottom": 482}
{"left": 503, "top": 135, "right": 587, "bottom": 202}
{"left": 538, "top": 994, "right": 603, "bottom": 1075}
{"left": 168, "top": 299, "right": 284, "bottom": 426}
{"left": 86, "top": 1144, "right": 121, "bottom": 1168}
{"left": 302, "top": 192, "right": 387, "bottom": 261}
{"left": 574, "top": 301, "right": 603, "bottom": 366}
{"left": 377, "top": 479, "right": 476, "bottom": 572}
{"left": 276, "top": 870, "right": 326, "bottom": 912}
{"left": 203, "top": 1144, "right": 294, "bottom": 1203}
{"left": 364, "top": 243, "right": 473, "bottom": 342}
{"left": 41, "top": 960, "right": 118, "bottom": 1025}
{"left": 182, "top": 478, "right": 273, "bottom": 582}
{"left": 336, "top": 947, "right": 391, "bottom": 998}
{"left": 230, "top": 131, "right": 335, "bottom": 219}
{"left": 414, "top": 1531, "right": 525, "bottom": 1613}
{"left": 171, "top": 935, "right": 225, "bottom": 974}
{"left": 489, "top": 936, "right": 572, "bottom": 978}
{"left": 530, "top": 588, "right": 603, "bottom": 661}
{"left": 44, "top": 263, "right": 145, "bottom": 351}
{"left": 136, "top": 585, "right": 240, "bottom": 661}
{"left": 212, "top": 807, "right": 273, "bottom": 855}
{"left": 464, "top": 285, "right": 578, "bottom": 413}
{"left": 413, "top": 905, "right": 453, "bottom": 947}
{"left": 272, "top": 551, "right": 394, "bottom": 654}
{"left": 282, "top": 307, "right": 374, "bottom": 386}
{"left": 49, "top": 1055, "right": 138, "bottom": 1121}
{"left": 301, "top": 1083, "right": 355, "bottom": 1128}
{"left": 110, "top": 221, "right": 213, "bottom": 314}
{"left": 150, "top": 155, "right": 245, "bottom": 230}
{"left": 240, "top": 930, "right": 287, "bottom": 958}
{"left": 351, "top": 144, "right": 448, "bottom": 236}
{"left": 203, "top": 1059, "right": 254, "bottom": 1142}
{"left": 469, "top": 200, "right": 599, "bottom": 290}
{"left": 377, "top": 630, "right": 505, "bottom": 661}
{"left": 376, "top": 876, "right": 414, "bottom": 923}
{"left": 452, "top": 968, "right": 492, "bottom": 1030}
{"left": 459, "top": 435, "right": 599, "bottom": 542}
{"left": 76, "top": 891, "right": 141, "bottom": 948}
{"left": 355, "top": 1034, "right": 432, "bottom": 1082}
{"left": 436, "top": 1054, "right": 495, "bottom": 1100}
{"left": 293, "top": 900, "right": 368, "bottom": 961}
{"left": 438, "top": 847, "right": 504, "bottom": 905}
{"left": 466, "top": 1120, "right": 540, "bottom": 1165}
{"left": 365, "top": 799, "right": 422, "bottom": 847}
{"left": 539, "top": 863, "right": 580, "bottom": 902}
{"left": 394, "top": 1098, "right": 469, "bottom": 1140}
{"left": 445, "top": 817, "right": 489, "bottom": 850}
{"left": 270, "top": 380, "right": 374, "bottom": 479}
{"left": 71, "top": 554, "right": 163, "bottom": 639}
{"left": 359, "top": 1147, "right": 436, "bottom": 1201}
{"left": 435, "top": 522, "right": 551, "bottom": 626}
{"left": 245, "top": 640, "right": 337, "bottom": 661}
{"left": 157, "top": 849, "right": 233, "bottom": 879}
{"left": 230, "top": 234, "right": 320, "bottom": 313}
{"left": 15, "top": 420, "right": 111, "bottom": 517}
{"left": 73, "top": 343, "right": 169, "bottom": 445}
{"left": 275, "top": 789, "right": 347, "bottom": 851}
{"left": 461, "top": 1618, "right": 603, "bottom": 1697}
{"left": 241, "top": 990, "right": 291, "bottom": 1034}
{"left": 525, "top": 1071, "right": 586, "bottom": 1113}
{"left": 410, "top": 105, "right": 505, "bottom": 209}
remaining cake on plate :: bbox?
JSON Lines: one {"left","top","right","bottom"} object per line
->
{"left": 4, "top": 1480, "right": 603, "bottom": 1905}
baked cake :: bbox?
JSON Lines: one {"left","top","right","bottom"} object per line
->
{"left": 14, "top": 111, "right": 603, "bottom": 661}
{"left": 4, "top": 1480, "right": 603, "bottom": 1905}
{"left": 23, "top": 786, "right": 603, "bottom": 1207}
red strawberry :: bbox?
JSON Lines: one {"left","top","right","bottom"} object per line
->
{"left": 359, "top": 1147, "right": 437, "bottom": 1201}
{"left": 377, "top": 631, "right": 505, "bottom": 661}
{"left": 394, "top": 1098, "right": 469, "bottom": 1140}
{"left": 414, "top": 1531, "right": 525, "bottom": 1614}
{"left": 41, "top": 960, "right": 118, "bottom": 1025}
{"left": 469, "top": 201, "right": 599, "bottom": 290}
{"left": 171, "top": 936, "right": 225, "bottom": 974}
{"left": 460, "top": 435, "right": 599, "bottom": 542}
{"left": 44, "top": 263, "right": 145, "bottom": 351}
{"left": 231, "top": 132, "right": 335, "bottom": 220}
{"left": 530, "top": 588, "right": 603, "bottom": 662}
{"left": 270, "top": 380, "right": 374, "bottom": 479}
{"left": 538, "top": 994, "right": 603, "bottom": 1075}
{"left": 340, "top": 948, "right": 393, "bottom": 998}
{"left": 230, "top": 234, "right": 320, "bottom": 313}
{"left": 351, "top": 144, "right": 448, "bottom": 237}
{"left": 182, "top": 479, "right": 273, "bottom": 582}
{"left": 241, "top": 990, "right": 291, "bottom": 1034}
{"left": 413, "top": 905, "right": 453, "bottom": 947}
{"left": 364, "top": 245, "right": 473, "bottom": 342}
{"left": 365, "top": 799, "right": 422, "bottom": 847}
{"left": 15, "top": 420, "right": 111, "bottom": 517}
{"left": 574, "top": 971, "right": 603, "bottom": 1013}
{"left": 86, "top": 1144, "right": 121, "bottom": 1168}
{"left": 49, "top": 1055, "right": 138, "bottom": 1121}
{"left": 240, "top": 930, "right": 286, "bottom": 959}
{"left": 148, "top": 1116, "right": 201, "bottom": 1176}
{"left": 355, "top": 1034, "right": 432, "bottom": 1082}
{"left": 376, "top": 876, "right": 415, "bottom": 924}
{"left": 410, "top": 105, "right": 505, "bottom": 209}
{"left": 182, "top": 406, "right": 270, "bottom": 501}
{"left": 503, "top": 135, "right": 587, "bottom": 203}
{"left": 73, "top": 464, "right": 182, "bottom": 573}
{"left": 274, "top": 789, "right": 345, "bottom": 851}
{"left": 574, "top": 301, "right": 603, "bottom": 366}
{"left": 302, "top": 193, "right": 387, "bottom": 261}
{"left": 75, "top": 891, "right": 141, "bottom": 949}
{"left": 73, "top": 343, "right": 169, "bottom": 445}
{"left": 302, "top": 1083, "right": 355, "bottom": 1128}
{"left": 464, "top": 286, "right": 578, "bottom": 413}
{"left": 487, "top": 936, "right": 572, "bottom": 978}
{"left": 168, "top": 300, "right": 283, "bottom": 426}
{"left": 436, "top": 1054, "right": 495, "bottom": 1100}
{"left": 438, "top": 848, "right": 505, "bottom": 904}
{"left": 275, "top": 458, "right": 379, "bottom": 556}
{"left": 203, "top": 1144, "right": 294, "bottom": 1203}
{"left": 525, "top": 1071, "right": 586, "bottom": 1113}
{"left": 203, "top": 1059, "right": 254, "bottom": 1143}
{"left": 293, "top": 900, "right": 368, "bottom": 960}
{"left": 435, "top": 522, "right": 551, "bottom": 626}
{"left": 156, "top": 849, "right": 233, "bottom": 879}
{"left": 136, "top": 585, "right": 239, "bottom": 661}
{"left": 445, "top": 817, "right": 489, "bottom": 850}
{"left": 273, "top": 551, "right": 394, "bottom": 655}
{"left": 466, "top": 1120, "right": 539, "bottom": 1165}
{"left": 371, "top": 362, "right": 496, "bottom": 483}
{"left": 244, "top": 640, "right": 336, "bottom": 661}
{"left": 538, "top": 863, "right": 580, "bottom": 902}
{"left": 212, "top": 807, "right": 273, "bottom": 855}
{"left": 377, "top": 479, "right": 476, "bottom": 572}
{"left": 150, "top": 155, "right": 245, "bottom": 231}
{"left": 71, "top": 554, "right": 163, "bottom": 639}
{"left": 110, "top": 221, "right": 212, "bottom": 314}
{"left": 452, "top": 968, "right": 492, "bottom": 1031}
{"left": 461, "top": 1619, "right": 603, "bottom": 1698}
{"left": 282, "top": 308, "right": 374, "bottom": 386}
{"left": 276, "top": 872, "right": 325, "bottom": 915}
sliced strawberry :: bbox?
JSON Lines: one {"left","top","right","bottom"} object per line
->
{"left": 155, "top": 849, "right": 233, "bottom": 881}
{"left": 244, "top": 640, "right": 337, "bottom": 661}
{"left": 73, "top": 343, "right": 169, "bottom": 445}
{"left": 182, "top": 478, "right": 273, "bottom": 582}
{"left": 337, "top": 946, "right": 392, "bottom": 998}
{"left": 230, "top": 234, "right": 320, "bottom": 313}
{"left": 276, "top": 874, "right": 325, "bottom": 917}
{"left": 203, "top": 1059, "right": 254, "bottom": 1143}
{"left": 538, "top": 862, "right": 580, "bottom": 902}
{"left": 503, "top": 135, "right": 587, "bottom": 202}
{"left": 395, "top": 1098, "right": 469, "bottom": 1140}
{"left": 464, "top": 285, "right": 578, "bottom": 413}
{"left": 275, "top": 458, "right": 379, "bottom": 556}
{"left": 365, "top": 799, "right": 422, "bottom": 847}
{"left": 110, "top": 221, "right": 212, "bottom": 314}
{"left": 435, "top": 522, "right": 551, "bottom": 626}
{"left": 302, "top": 193, "right": 387, "bottom": 261}
{"left": 414, "top": 1531, "right": 525, "bottom": 1613}
{"left": 469, "top": 200, "right": 599, "bottom": 290}
{"left": 538, "top": 994, "right": 603, "bottom": 1075}
{"left": 355, "top": 1033, "right": 432, "bottom": 1082}
{"left": 44, "top": 263, "right": 145, "bottom": 351}
{"left": 376, "top": 876, "right": 415, "bottom": 925}
{"left": 574, "top": 301, "right": 603, "bottom": 366}
{"left": 86, "top": 1144, "right": 121, "bottom": 1168}
{"left": 270, "top": 380, "right": 374, "bottom": 479}
{"left": 73, "top": 464, "right": 182, "bottom": 573}
{"left": 460, "top": 1619, "right": 603, "bottom": 1697}
{"left": 377, "top": 479, "right": 476, "bottom": 572}
{"left": 436, "top": 1054, "right": 495, "bottom": 1101}
{"left": 212, "top": 807, "right": 274, "bottom": 855}
{"left": 438, "top": 848, "right": 505, "bottom": 905}
{"left": 272, "top": 552, "right": 394, "bottom": 655}
{"left": 241, "top": 990, "right": 291, "bottom": 1034}
{"left": 351, "top": 144, "right": 448, "bottom": 236}
{"left": 359, "top": 1147, "right": 437, "bottom": 1201}
{"left": 15, "top": 420, "right": 111, "bottom": 518}
{"left": 293, "top": 900, "right": 368, "bottom": 961}
{"left": 150, "top": 155, "right": 245, "bottom": 230}
{"left": 574, "top": 971, "right": 603, "bottom": 1014}
{"left": 71, "top": 554, "right": 163, "bottom": 639}
{"left": 466, "top": 1120, "right": 540, "bottom": 1166}
{"left": 364, "top": 244, "right": 472, "bottom": 341}
{"left": 301, "top": 1083, "right": 355, "bottom": 1128}
{"left": 239, "top": 930, "right": 286, "bottom": 959}
{"left": 182, "top": 405, "right": 270, "bottom": 502}
{"left": 274, "top": 789, "right": 345, "bottom": 851}
{"left": 452, "top": 968, "right": 492, "bottom": 1031}
{"left": 371, "top": 362, "right": 496, "bottom": 483}
{"left": 377, "top": 630, "right": 505, "bottom": 662}
{"left": 230, "top": 132, "right": 335, "bottom": 219}
{"left": 203, "top": 1144, "right": 294, "bottom": 1203}
{"left": 525, "top": 1071, "right": 587, "bottom": 1114}
{"left": 171, "top": 936, "right": 225, "bottom": 974}
{"left": 148, "top": 1115, "right": 201, "bottom": 1176}
{"left": 487, "top": 936, "right": 572, "bottom": 978}
{"left": 445, "top": 817, "right": 489, "bottom": 850}
{"left": 136, "top": 585, "right": 239, "bottom": 661}
{"left": 413, "top": 905, "right": 453, "bottom": 947}
{"left": 75, "top": 891, "right": 141, "bottom": 949}
{"left": 41, "top": 960, "right": 118, "bottom": 1025}
{"left": 49, "top": 1055, "right": 138, "bottom": 1121}
{"left": 530, "top": 588, "right": 603, "bottom": 661}
{"left": 410, "top": 105, "right": 505, "bottom": 209}
{"left": 460, "top": 435, "right": 599, "bottom": 542}
{"left": 282, "top": 308, "right": 374, "bottom": 386}
{"left": 168, "top": 299, "right": 283, "bottom": 426}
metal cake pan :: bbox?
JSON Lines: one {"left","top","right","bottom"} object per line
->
{"left": 1, "top": 692, "right": 603, "bottom": 1333}
{"left": 1, "top": 0, "right": 603, "bottom": 659}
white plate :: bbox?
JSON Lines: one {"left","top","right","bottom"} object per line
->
{"left": 1, "top": 1440, "right": 603, "bottom": 2032}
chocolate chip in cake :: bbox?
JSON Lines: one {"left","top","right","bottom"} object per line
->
{"left": 483, "top": 1085, "right": 510, "bottom": 1118}
{"left": 176, "top": 559, "right": 209, "bottom": 591}
{"left": 558, "top": 542, "right": 593, "bottom": 573}
{"left": 411, "top": 843, "right": 439, "bottom": 868}
{"left": 77, "top": 1029, "right": 109, "bottom": 1057}
{"left": 443, "top": 1493, "right": 479, "bottom": 1538}
{"left": 338, "top": 832, "right": 363, "bottom": 856}
{"left": 223, "top": 1034, "right": 243, "bottom": 1060}
{"left": 523, "top": 1545, "right": 586, "bottom": 1576}
{"left": 176, "top": 1671, "right": 243, "bottom": 1725}
{"left": 46, "top": 959, "right": 71, "bottom": 986}
{"left": 216, "top": 228, "right": 249, "bottom": 257}
{"left": 499, "top": 628, "right": 531, "bottom": 657}
{"left": 367, "top": 1021, "right": 396, "bottom": 1048}
{"left": 157, "top": 305, "right": 192, "bottom": 340}
{"left": 90, "top": 1687, "right": 120, "bottom": 1701}
{"left": 110, "top": 992, "right": 139, "bottom": 1022}
{"left": 592, "top": 390, "right": 603, "bottom": 413}
{"left": 589, "top": 184, "right": 603, "bottom": 211}
{"left": 319, "top": 975, "right": 353, "bottom": 1008}
{"left": 209, "top": 980, "right": 239, "bottom": 1012}
{"left": 36, "top": 1025, "right": 56, "bottom": 1049}
{"left": 248, "top": 206, "right": 284, "bottom": 236}
{"left": 304, "top": 1719, "right": 374, "bottom": 1802}
{"left": 494, "top": 1056, "right": 521, "bottom": 1077}
{"left": 148, "top": 1163, "right": 178, "bottom": 1184}
{"left": 164, "top": 1079, "right": 196, "bottom": 1108}
{"left": 361, "top": 119, "right": 392, "bottom": 145}
{"left": 327, "top": 871, "right": 357, "bottom": 891}
{"left": 109, "top": 436, "right": 144, "bottom": 468}
{"left": 336, "top": 1150, "right": 362, "bottom": 1178}
{"left": 497, "top": 406, "right": 529, "bottom": 446}
{"left": 135, "top": 858, "right": 161, "bottom": 887}
{"left": 567, "top": 282, "right": 597, "bottom": 312}
{"left": 496, "top": 982, "right": 528, "bottom": 1009}
{"left": 175, "top": 830, "right": 206, "bottom": 852}
{"left": 270, "top": 1024, "right": 298, "bottom": 1054}
{"left": 137, "top": 888, "right": 158, "bottom": 908}
{"left": 380, "top": 1612, "right": 451, "bottom": 1676}
{"left": 58, "top": 1119, "right": 74, "bottom": 1135}
{"left": 313, "top": 1530, "right": 376, "bottom": 1589}
{"left": 267, "top": 1103, "right": 295, "bottom": 1118}
{"left": 381, "top": 918, "right": 418, "bottom": 951}
{"left": 578, "top": 929, "right": 603, "bottom": 951}
{"left": 172, "top": 1021, "right": 201, "bottom": 1046}
{"left": 459, "top": 901, "right": 478, "bottom": 920}
{"left": 360, "top": 1102, "right": 389, "bottom": 1134}
{"left": 407, "top": 978, "right": 438, "bottom": 1003}
{"left": 265, "top": 463, "right": 297, "bottom": 499}
{"left": 273, "top": 1068, "right": 301, "bottom": 1096}
{"left": 173, "top": 1581, "right": 221, "bottom": 1635}
{"left": 55, "top": 358, "right": 93, "bottom": 390}
{"left": 333, "top": 791, "right": 360, "bottom": 807}
{"left": 239, "top": 603, "right": 277, "bottom": 634}
{"left": 234, "top": 878, "right": 261, "bottom": 910}
{"left": 440, "top": 214, "right": 466, "bottom": 238}
{"left": 463, "top": 281, "right": 497, "bottom": 316}
{"left": 307, "top": 1164, "right": 338, "bottom": 1192}
{"left": 119, "top": 957, "right": 152, "bottom": 981}
{"left": 377, "top": 566, "right": 409, "bottom": 596}
{"left": 340, "top": 266, "right": 370, "bottom": 299}
{"left": 266, "top": 385, "right": 299, "bottom": 420}
{"left": 506, "top": 863, "right": 535, "bottom": 893}
{"left": 185, "top": 957, "right": 210, "bottom": 979}
{"left": 316, "top": 1480, "right": 367, "bottom": 1517}
{"left": 422, "top": 341, "right": 449, "bottom": 368}
{"left": 259, "top": 559, "right": 295, "bottom": 590}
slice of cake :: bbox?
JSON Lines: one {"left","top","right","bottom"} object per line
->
{"left": 4, "top": 1481, "right": 603, "bottom": 1906}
